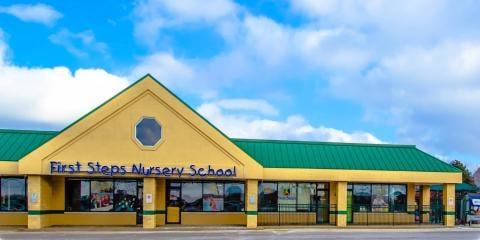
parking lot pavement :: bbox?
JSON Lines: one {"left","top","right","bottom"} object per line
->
{"left": 0, "top": 227, "right": 479, "bottom": 240}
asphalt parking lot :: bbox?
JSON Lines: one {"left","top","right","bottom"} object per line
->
{"left": 0, "top": 227, "right": 479, "bottom": 240}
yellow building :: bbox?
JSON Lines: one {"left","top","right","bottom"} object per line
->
{"left": 0, "top": 75, "right": 461, "bottom": 229}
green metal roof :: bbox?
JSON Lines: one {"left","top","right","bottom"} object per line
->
{"left": 431, "top": 183, "right": 478, "bottom": 192}
{"left": 0, "top": 129, "right": 57, "bottom": 161}
{"left": 232, "top": 138, "right": 461, "bottom": 172}
{"left": 0, "top": 129, "right": 461, "bottom": 173}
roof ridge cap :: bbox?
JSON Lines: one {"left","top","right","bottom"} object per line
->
{"left": 231, "top": 138, "right": 416, "bottom": 148}
{"left": 0, "top": 128, "right": 59, "bottom": 135}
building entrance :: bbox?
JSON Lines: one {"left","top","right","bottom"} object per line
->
{"left": 166, "top": 182, "right": 181, "bottom": 224}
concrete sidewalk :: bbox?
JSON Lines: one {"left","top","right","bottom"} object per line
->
{"left": 0, "top": 225, "right": 479, "bottom": 233}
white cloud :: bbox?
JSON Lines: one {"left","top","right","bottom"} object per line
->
{"left": 289, "top": 0, "right": 480, "bottom": 47}
{"left": 133, "top": 0, "right": 239, "bottom": 47}
{"left": 197, "top": 99, "right": 381, "bottom": 143}
{"left": 128, "top": 0, "right": 480, "bottom": 164}
{"left": 49, "top": 29, "right": 109, "bottom": 58}
{"left": 130, "top": 14, "right": 370, "bottom": 100}
{"left": 0, "top": 28, "right": 381, "bottom": 144}
{"left": 129, "top": 52, "right": 202, "bottom": 93}
{"left": 0, "top": 29, "right": 128, "bottom": 125}
{"left": 330, "top": 41, "right": 480, "bottom": 154}
{"left": 214, "top": 99, "right": 278, "bottom": 116}
{"left": 0, "top": 3, "right": 62, "bottom": 26}
{"left": 240, "top": 16, "right": 370, "bottom": 71}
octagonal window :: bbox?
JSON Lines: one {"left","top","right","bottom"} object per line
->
{"left": 135, "top": 117, "right": 162, "bottom": 147}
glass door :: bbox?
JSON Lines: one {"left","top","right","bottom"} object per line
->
{"left": 316, "top": 183, "right": 329, "bottom": 224}
{"left": 166, "top": 182, "right": 181, "bottom": 224}
{"left": 347, "top": 186, "right": 353, "bottom": 223}
{"left": 136, "top": 183, "right": 143, "bottom": 225}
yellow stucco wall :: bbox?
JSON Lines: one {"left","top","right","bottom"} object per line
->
{"left": 18, "top": 76, "right": 263, "bottom": 179}
{"left": 263, "top": 168, "right": 461, "bottom": 184}
{"left": 0, "top": 212, "right": 27, "bottom": 225}
{"left": 443, "top": 183, "right": 455, "bottom": 226}
{"left": 181, "top": 212, "right": 246, "bottom": 225}
{"left": 421, "top": 185, "right": 431, "bottom": 223}
{"left": 336, "top": 181, "right": 347, "bottom": 227}
{"left": 143, "top": 178, "right": 157, "bottom": 228}
{"left": 245, "top": 179, "right": 258, "bottom": 228}
{"left": 0, "top": 162, "right": 19, "bottom": 175}
{"left": 51, "top": 213, "right": 136, "bottom": 226}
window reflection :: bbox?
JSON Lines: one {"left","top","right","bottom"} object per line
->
{"left": 66, "top": 180, "right": 90, "bottom": 211}
{"left": 65, "top": 179, "right": 142, "bottom": 212}
{"left": 182, "top": 182, "right": 202, "bottom": 212}
{"left": 167, "top": 181, "right": 245, "bottom": 212}
{"left": 114, "top": 181, "right": 137, "bottom": 212}
{"left": 135, "top": 118, "right": 162, "bottom": 146}
{"left": 203, "top": 183, "right": 224, "bottom": 211}
{"left": 258, "top": 182, "right": 278, "bottom": 211}
{"left": 1, "top": 178, "right": 26, "bottom": 211}
{"left": 224, "top": 183, "right": 244, "bottom": 211}
{"left": 350, "top": 183, "right": 408, "bottom": 213}
{"left": 372, "top": 184, "right": 389, "bottom": 212}
{"left": 90, "top": 180, "right": 114, "bottom": 211}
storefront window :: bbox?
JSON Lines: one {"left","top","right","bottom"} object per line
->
{"left": 258, "top": 182, "right": 278, "bottom": 211}
{"left": 224, "top": 183, "right": 244, "bottom": 211}
{"left": 66, "top": 180, "right": 90, "bottom": 211}
{"left": 114, "top": 180, "right": 137, "bottom": 212}
{"left": 1, "top": 178, "right": 26, "bottom": 211}
{"left": 389, "top": 185, "right": 407, "bottom": 212}
{"left": 182, "top": 182, "right": 202, "bottom": 211}
{"left": 66, "top": 179, "right": 142, "bottom": 212}
{"left": 90, "top": 180, "right": 114, "bottom": 211}
{"left": 371, "top": 184, "right": 389, "bottom": 212}
{"left": 353, "top": 184, "right": 371, "bottom": 212}
{"left": 203, "top": 182, "right": 224, "bottom": 211}
{"left": 350, "top": 183, "right": 408, "bottom": 213}
{"left": 278, "top": 182, "right": 296, "bottom": 211}
{"left": 297, "top": 183, "right": 315, "bottom": 211}
{"left": 169, "top": 181, "right": 244, "bottom": 212}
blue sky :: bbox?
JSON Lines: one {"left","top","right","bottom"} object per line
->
{"left": 0, "top": 0, "right": 479, "bottom": 172}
